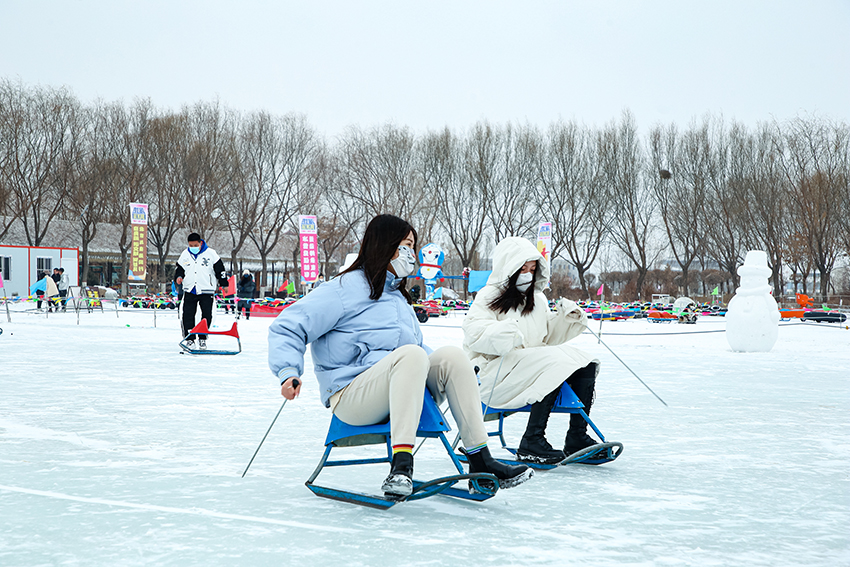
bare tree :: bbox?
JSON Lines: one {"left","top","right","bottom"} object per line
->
{"left": 600, "top": 111, "right": 662, "bottom": 300}
{"left": 108, "top": 99, "right": 154, "bottom": 293}
{"left": 68, "top": 101, "right": 119, "bottom": 286}
{"left": 313, "top": 145, "right": 363, "bottom": 277}
{"left": 745, "top": 122, "right": 790, "bottom": 297}
{"left": 421, "top": 127, "right": 489, "bottom": 271}
{"left": 182, "top": 101, "right": 239, "bottom": 241}
{"left": 649, "top": 121, "right": 710, "bottom": 296}
{"left": 703, "top": 119, "right": 749, "bottom": 290}
{"left": 538, "top": 121, "right": 609, "bottom": 299}
{"left": 242, "top": 112, "right": 317, "bottom": 288}
{"left": 0, "top": 80, "right": 20, "bottom": 240}
{"left": 0, "top": 81, "right": 84, "bottom": 246}
{"left": 145, "top": 111, "right": 189, "bottom": 284}
{"left": 485, "top": 122, "right": 540, "bottom": 241}
{"left": 780, "top": 117, "right": 847, "bottom": 301}
{"left": 337, "top": 124, "right": 429, "bottom": 233}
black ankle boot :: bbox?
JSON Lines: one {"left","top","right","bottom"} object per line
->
{"left": 564, "top": 363, "right": 599, "bottom": 455}
{"left": 467, "top": 446, "right": 533, "bottom": 490}
{"left": 381, "top": 452, "right": 414, "bottom": 497}
{"left": 517, "top": 387, "right": 566, "bottom": 464}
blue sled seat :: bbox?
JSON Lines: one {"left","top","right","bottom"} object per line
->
{"left": 324, "top": 389, "right": 450, "bottom": 448}
{"left": 305, "top": 390, "right": 499, "bottom": 509}
{"left": 478, "top": 381, "right": 621, "bottom": 467}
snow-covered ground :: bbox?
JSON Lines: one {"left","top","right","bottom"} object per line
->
{"left": 1, "top": 304, "right": 848, "bottom": 566}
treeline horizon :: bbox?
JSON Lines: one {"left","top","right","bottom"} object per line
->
{"left": 1, "top": 78, "right": 848, "bottom": 301}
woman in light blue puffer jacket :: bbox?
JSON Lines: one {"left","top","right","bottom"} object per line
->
{"left": 268, "top": 214, "right": 532, "bottom": 498}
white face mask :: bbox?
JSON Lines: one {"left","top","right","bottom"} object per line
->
{"left": 515, "top": 272, "right": 534, "bottom": 292}
{"left": 390, "top": 245, "right": 416, "bottom": 278}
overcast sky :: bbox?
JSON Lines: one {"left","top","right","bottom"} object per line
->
{"left": 1, "top": 1, "right": 848, "bottom": 137}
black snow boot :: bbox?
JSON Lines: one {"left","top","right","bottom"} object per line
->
{"left": 381, "top": 452, "right": 414, "bottom": 498}
{"left": 467, "top": 446, "right": 533, "bottom": 492}
{"left": 517, "top": 387, "right": 566, "bottom": 464}
{"left": 564, "top": 363, "right": 600, "bottom": 456}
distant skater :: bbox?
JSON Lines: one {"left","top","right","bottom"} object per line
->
{"left": 174, "top": 233, "right": 227, "bottom": 350}
{"left": 57, "top": 268, "right": 70, "bottom": 311}
{"left": 236, "top": 269, "right": 255, "bottom": 320}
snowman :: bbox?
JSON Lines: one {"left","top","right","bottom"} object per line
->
{"left": 417, "top": 243, "right": 445, "bottom": 300}
{"left": 725, "top": 250, "right": 780, "bottom": 352}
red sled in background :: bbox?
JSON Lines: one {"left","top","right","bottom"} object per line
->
{"left": 179, "top": 319, "right": 241, "bottom": 355}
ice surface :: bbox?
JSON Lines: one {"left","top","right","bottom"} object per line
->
{"left": 726, "top": 251, "right": 781, "bottom": 352}
{"left": 1, "top": 305, "right": 848, "bottom": 566}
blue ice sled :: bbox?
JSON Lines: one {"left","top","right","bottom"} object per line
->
{"left": 460, "top": 381, "right": 623, "bottom": 469}
{"left": 305, "top": 391, "right": 499, "bottom": 509}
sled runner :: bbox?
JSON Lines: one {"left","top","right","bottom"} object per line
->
{"left": 179, "top": 319, "right": 241, "bottom": 355}
{"left": 457, "top": 381, "right": 623, "bottom": 469}
{"left": 305, "top": 391, "right": 500, "bottom": 510}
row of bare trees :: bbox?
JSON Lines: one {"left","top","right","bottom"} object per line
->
{"left": 2, "top": 80, "right": 849, "bottom": 299}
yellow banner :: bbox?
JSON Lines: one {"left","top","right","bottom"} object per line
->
{"left": 130, "top": 224, "right": 147, "bottom": 281}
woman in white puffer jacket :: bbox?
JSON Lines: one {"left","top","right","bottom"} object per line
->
{"left": 462, "top": 237, "right": 600, "bottom": 464}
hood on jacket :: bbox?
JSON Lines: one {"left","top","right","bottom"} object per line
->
{"left": 486, "top": 237, "right": 549, "bottom": 292}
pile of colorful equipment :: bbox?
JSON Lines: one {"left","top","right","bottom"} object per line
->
{"left": 780, "top": 294, "right": 847, "bottom": 323}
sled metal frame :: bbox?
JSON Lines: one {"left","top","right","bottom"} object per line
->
{"left": 305, "top": 391, "right": 499, "bottom": 510}
{"left": 469, "top": 382, "right": 622, "bottom": 469}
{"left": 179, "top": 319, "right": 242, "bottom": 355}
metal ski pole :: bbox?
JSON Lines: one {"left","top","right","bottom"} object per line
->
{"left": 598, "top": 293, "right": 603, "bottom": 344}
{"left": 585, "top": 327, "right": 668, "bottom": 407}
{"left": 242, "top": 379, "right": 300, "bottom": 478}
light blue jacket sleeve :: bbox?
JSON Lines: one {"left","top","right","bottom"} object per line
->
{"left": 29, "top": 279, "right": 46, "bottom": 295}
{"left": 268, "top": 284, "right": 346, "bottom": 384}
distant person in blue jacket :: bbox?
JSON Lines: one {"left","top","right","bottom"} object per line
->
{"left": 268, "top": 214, "right": 532, "bottom": 498}
{"left": 30, "top": 271, "right": 59, "bottom": 311}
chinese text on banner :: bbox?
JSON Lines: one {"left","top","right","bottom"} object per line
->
{"left": 129, "top": 203, "right": 149, "bottom": 281}
{"left": 298, "top": 215, "right": 319, "bottom": 284}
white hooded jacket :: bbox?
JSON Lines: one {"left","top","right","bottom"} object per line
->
{"left": 462, "top": 237, "right": 595, "bottom": 409}
{"left": 176, "top": 243, "right": 224, "bottom": 295}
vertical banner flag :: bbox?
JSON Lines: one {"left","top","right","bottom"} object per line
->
{"left": 597, "top": 283, "right": 605, "bottom": 296}
{"left": 298, "top": 215, "right": 319, "bottom": 284}
{"left": 536, "top": 222, "right": 552, "bottom": 262}
{"left": 129, "top": 203, "right": 149, "bottom": 281}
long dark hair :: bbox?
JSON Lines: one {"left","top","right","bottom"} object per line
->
{"left": 488, "top": 264, "right": 537, "bottom": 315}
{"left": 341, "top": 214, "right": 418, "bottom": 303}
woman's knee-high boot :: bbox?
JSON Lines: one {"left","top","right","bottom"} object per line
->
{"left": 564, "top": 363, "right": 599, "bottom": 455}
{"left": 517, "top": 386, "right": 566, "bottom": 464}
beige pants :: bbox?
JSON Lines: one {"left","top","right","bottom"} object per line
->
{"left": 330, "top": 345, "right": 489, "bottom": 449}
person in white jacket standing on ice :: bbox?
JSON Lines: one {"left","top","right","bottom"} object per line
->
{"left": 174, "top": 233, "right": 227, "bottom": 350}
{"left": 462, "top": 237, "right": 600, "bottom": 464}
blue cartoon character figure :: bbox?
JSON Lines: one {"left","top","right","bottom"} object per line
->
{"left": 417, "top": 243, "right": 445, "bottom": 300}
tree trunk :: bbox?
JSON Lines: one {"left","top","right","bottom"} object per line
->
{"left": 292, "top": 246, "right": 300, "bottom": 294}
{"left": 119, "top": 248, "right": 129, "bottom": 295}
{"left": 260, "top": 253, "right": 268, "bottom": 292}
{"left": 81, "top": 242, "right": 90, "bottom": 288}
{"left": 819, "top": 268, "right": 830, "bottom": 302}
{"left": 635, "top": 268, "right": 647, "bottom": 301}
{"left": 575, "top": 263, "right": 590, "bottom": 300}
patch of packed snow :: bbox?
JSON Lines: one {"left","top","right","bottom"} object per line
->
{"left": 1, "top": 305, "right": 848, "bottom": 566}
